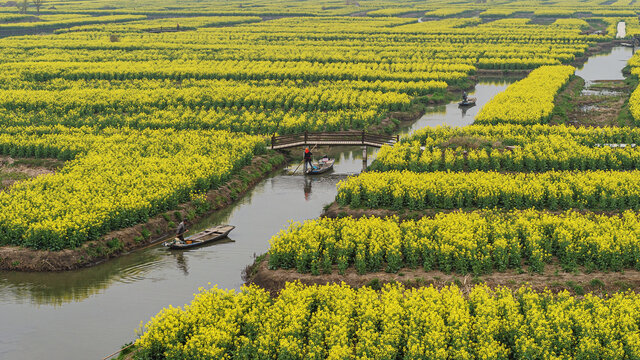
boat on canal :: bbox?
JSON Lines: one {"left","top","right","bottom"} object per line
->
{"left": 458, "top": 97, "right": 477, "bottom": 107}
{"left": 163, "top": 224, "right": 235, "bottom": 249}
{"left": 306, "top": 156, "right": 335, "bottom": 175}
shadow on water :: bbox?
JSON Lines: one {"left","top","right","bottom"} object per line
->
{"left": 0, "top": 46, "right": 633, "bottom": 360}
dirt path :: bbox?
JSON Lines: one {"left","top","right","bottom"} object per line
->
{"left": 0, "top": 156, "right": 63, "bottom": 190}
{"left": 247, "top": 254, "right": 640, "bottom": 297}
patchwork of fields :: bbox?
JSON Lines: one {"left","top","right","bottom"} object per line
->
{"left": 0, "top": 1, "right": 622, "bottom": 251}
{"left": 4, "top": 0, "right": 640, "bottom": 358}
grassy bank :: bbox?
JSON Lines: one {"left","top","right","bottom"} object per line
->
{"left": 246, "top": 253, "right": 640, "bottom": 297}
{"left": 0, "top": 153, "right": 286, "bottom": 272}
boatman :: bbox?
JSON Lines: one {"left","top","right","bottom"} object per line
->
{"left": 462, "top": 91, "right": 468, "bottom": 102}
{"left": 176, "top": 219, "right": 188, "bottom": 243}
{"left": 304, "top": 147, "right": 314, "bottom": 172}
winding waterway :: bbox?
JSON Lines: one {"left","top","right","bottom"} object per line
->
{"left": 0, "top": 45, "right": 633, "bottom": 360}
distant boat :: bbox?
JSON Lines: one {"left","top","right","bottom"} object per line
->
{"left": 458, "top": 97, "right": 477, "bottom": 107}
{"left": 163, "top": 225, "right": 235, "bottom": 249}
{"left": 306, "top": 157, "right": 335, "bottom": 175}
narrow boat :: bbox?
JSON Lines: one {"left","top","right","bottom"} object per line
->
{"left": 306, "top": 157, "right": 335, "bottom": 175}
{"left": 458, "top": 97, "right": 477, "bottom": 107}
{"left": 163, "top": 224, "right": 235, "bottom": 249}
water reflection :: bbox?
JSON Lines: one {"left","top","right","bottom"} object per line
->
{"left": 303, "top": 176, "right": 312, "bottom": 200}
{"left": 0, "top": 80, "right": 520, "bottom": 360}
{"left": 172, "top": 251, "right": 189, "bottom": 275}
{"left": 460, "top": 103, "right": 476, "bottom": 117}
{"left": 575, "top": 46, "right": 633, "bottom": 84}
{"left": 0, "top": 79, "right": 517, "bottom": 309}
{"left": 0, "top": 251, "right": 164, "bottom": 306}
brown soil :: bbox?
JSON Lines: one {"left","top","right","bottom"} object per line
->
{"left": 323, "top": 201, "right": 409, "bottom": 219}
{"left": 118, "top": 348, "right": 138, "bottom": 360}
{"left": 0, "top": 156, "right": 62, "bottom": 189}
{"left": 572, "top": 95, "right": 627, "bottom": 127}
{"left": 247, "top": 254, "right": 640, "bottom": 297}
{"left": 476, "top": 69, "right": 531, "bottom": 76}
{"left": 321, "top": 202, "right": 633, "bottom": 220}
{"left": 0, "top": 153, "right": 286, "bottom": 272}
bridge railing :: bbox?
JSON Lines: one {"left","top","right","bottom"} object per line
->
{"left": 271, "top": 131, "right": 399, "bottom": 149}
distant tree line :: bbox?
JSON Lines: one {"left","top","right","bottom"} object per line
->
{"left": 5, "top": 0, "right": 44, "bottom": 14}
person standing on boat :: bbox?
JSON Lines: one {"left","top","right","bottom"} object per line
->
{"left": 304, "top": 147, "right": 314, "bottom": 172}
{"left": 176, "top": 219, "right": 188, "bottom": 243}
{"left": 462, "top": 91, "right": 468, "bottom": 102}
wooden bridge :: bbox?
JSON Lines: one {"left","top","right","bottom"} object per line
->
{"left": 144, "top": 26, "right": 187, "bottom": 33}
{"left": 270, "top": 131, "right": 399, "bottom": 150}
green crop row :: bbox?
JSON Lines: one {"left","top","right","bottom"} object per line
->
{"left": 269, "top": 211, "right": 640, "bottom": 275}
{"left": 135, "top": 282, "right": 640, "bottom": 360}
{"left": 337, "top": 170, "right": 640, "bottom": 211}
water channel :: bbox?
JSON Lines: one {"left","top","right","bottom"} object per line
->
{"left": 0, "top": 45, "right": 633, "bottom": 360}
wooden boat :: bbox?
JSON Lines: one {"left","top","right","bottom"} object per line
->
{"left": 163, "top": 224, "right": 235, "bottom": 249}
{"left": 306, "top": 157, "right": 335, "bottom": 175}
{"left": 458, "top": 97, "right": 476, "bottom": 107}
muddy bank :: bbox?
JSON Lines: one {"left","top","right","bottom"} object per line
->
{"left": 0, "top": 153, "right": 286, "bottom": 272}
{"left": 373, "top": 104, "right": 428, "bottom": 133}
{"left": 322, "top": 201, "right": 439, "bottom": 220}
{"left": 321, "top": 202, "right": 639, "bottom": 221}
{"left": 572, "top": 40, "right": 624, "bottom": 67}
{"left": 475, "top": 69, "right": 531, "bottom": 76}
{"left": 247, "top": 254, "right": 640, "bottom": 297}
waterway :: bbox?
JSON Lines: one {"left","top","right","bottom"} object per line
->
{"left": 576, "top": 46, "right": 633, "bottom": 85}
{"left": 617, "top": 20, "right": 626, "bottom": 38}
{"left": 0, "top": 45, "right": 632, "bottom": 360}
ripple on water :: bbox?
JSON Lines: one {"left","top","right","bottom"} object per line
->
{"left": 115, "top": 257, "right": 167, "bottom": 284}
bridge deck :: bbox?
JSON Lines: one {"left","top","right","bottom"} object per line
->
{"left": 271, "top": 131, "right": 398, "bottom": 150}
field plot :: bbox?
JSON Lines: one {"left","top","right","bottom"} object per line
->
{"left": 136, "top": 282, "right": 640, "bottom": 360}
{"left": 0, "top": 7, "right": 611, "bottom": 255}
{"left": 373, "top": 124, "right": 640, "bottom": 172}
{"left": 475, "top": 65, "right": 575, "bottom": 125}
{"left": 268, "top": 211, "right": 640, "bottom": 275}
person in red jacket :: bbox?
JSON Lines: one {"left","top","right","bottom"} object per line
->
{"left": 304, "top": 147, "right": 314, "bottom": 172}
